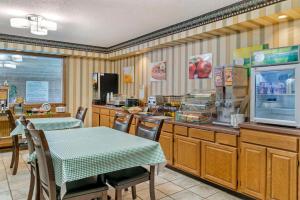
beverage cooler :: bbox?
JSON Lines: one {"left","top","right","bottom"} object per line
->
{"left": 250, "top": 46, "right": 300, "bottom": 127}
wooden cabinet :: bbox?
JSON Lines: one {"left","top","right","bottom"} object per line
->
{"left": 201, "top": 141, "right": 237, "bottom": 190}
{"left": 100, "top": 115, "right": 110, "bottom": 127}
{"left": 159, "top": 131, "right": 173, "bottom": 165}
{"left": 92, "top": 113, "right": 100, "bottom": 127}
{"left": 174, "top": 135, "right": 200, "bottom": 176}
{"left": 266, "top": 148, "right": 297, "bottom": 200}
{"left": 129, "top": 125, "right": 136, "bottom": 135}
{"left": 240, "top": 143, "right": 266, "bottom": 200}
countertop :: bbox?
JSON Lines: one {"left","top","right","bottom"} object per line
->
{"left": 165, "top": 119, "right": 240, "bottom": 135}
{"left": 240, "top": 122, "right": 300, "bottom": 137}
{"left": 92, "top": 104, "right": 239, "bottom": 135}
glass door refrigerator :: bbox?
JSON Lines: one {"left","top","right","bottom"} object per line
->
{"left": 250, "top": 46, "right": 300, "bottom": 127}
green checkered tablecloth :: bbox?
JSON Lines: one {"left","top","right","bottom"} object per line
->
{"left": 44, "top": 127, "right": 166, "bottom": 187}
{"left": 10, "top": 117, "right": 83, "bottom": 136}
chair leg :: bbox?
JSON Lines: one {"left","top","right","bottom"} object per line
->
{"left": 12, "top": 143, "right": 19, "bottom": 175}
{"left": 131, "top": 186, "right": 137, "bottom": 200}
{"left": 35, "top": 165, "right": 41, "bottom": 200}
{"left": 101, "top": 190, "right": 108, "bottom": 200}
{"left": 149, "top": 166, "right": 155, "bottom": 200}
{"left": 10, "top": 136, "right": 17, "bottom": 168}
{"left": 115, "top": 189, "right": 122, "bottom": 200}
{"left": 27, "top": 166, "right": 35, "bottom": 200}
{"left": 10, "top": 146, "right": 15, "bottom": 168}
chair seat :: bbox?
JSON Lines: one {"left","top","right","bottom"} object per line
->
{"left": 105, "top": 166, "right": 149, "bottom": 187}
{"left": 57, "top": 176, "right": 108, "bottom": 199}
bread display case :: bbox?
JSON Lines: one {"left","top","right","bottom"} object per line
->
{"left": 175, "top": 90, "right": 215, "bottom": 124}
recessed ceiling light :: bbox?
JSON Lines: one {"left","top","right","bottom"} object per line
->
{"left": 278, "top": 15, "right": 288, "bottom": 20}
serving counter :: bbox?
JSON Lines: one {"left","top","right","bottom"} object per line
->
{"left": 92, "top": 105, "right": 300, "bottom": 200}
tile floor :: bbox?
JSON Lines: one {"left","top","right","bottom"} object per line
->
{"left": 0, "top": 150, "right": 246, "bottom": 200}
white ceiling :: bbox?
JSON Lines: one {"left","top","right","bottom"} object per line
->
{"left": 0, "top": 0, "right": 240, "bottom": 47}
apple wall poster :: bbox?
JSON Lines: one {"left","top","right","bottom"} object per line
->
{"left": 188, "top": 53, "right": 213, "bottom": 79}
{"left": 149, "top": 61, "right": 166, "bottom": 81}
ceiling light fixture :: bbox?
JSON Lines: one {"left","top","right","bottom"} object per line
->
{"left": 278, "top": 15, "right": 288, "bottom": 20}
{"left": 10, "top": 14, "right": 57, "bottom": 36}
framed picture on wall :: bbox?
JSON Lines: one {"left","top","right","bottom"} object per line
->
{"left": 188, "top": 53, "right": 213, "bottom": 79}
{"left": 149, "top": 61, "right": 166, "bottom": 81}
{"left": 123, "top": 66, "right": 134, "bottom": 83}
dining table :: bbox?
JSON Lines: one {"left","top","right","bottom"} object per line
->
{"left": 11, "top": 117, "right": 84, "bottom": 136}
{"left": 43, "top": 126, "right": 166, "bottom": 197}
{"left": 9, "top": 117, "right": 83, "bottom": 175}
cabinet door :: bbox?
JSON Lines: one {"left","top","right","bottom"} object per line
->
{"left": 100, "top": 115, "right": 110, "bottom": 127}
{"left": 267, "top": 148, "right": 297, "bottom": 200}
{"left": 174, "top": 135, "right": 200, "bottom": 176}
{"left": 92, "top": 113, "right": 100, "bottom": 127}
{"left": 129, "top": 125, "right": 136, "bottom": 135}
{"left": 159, "top": 131, "right": 173, "bottom": 165}
{"left": 201, "top": 141, "right": 237, "bottom": 190}
{"left": 240, "top": 143, "right": 266, "bottom": 200}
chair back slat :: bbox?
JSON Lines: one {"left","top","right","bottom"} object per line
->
{"left": 28, "top": 124, "right": 56, "bottom": 199}
{"left": 75, "top": 106, "right": 88, "bottom": 123}
{"left": 5, "top": 110, "right": 16, "bottom": 131}
{"left": 135, "top": 117, "right": 164, "bottom": 142}
{"left": 113, "top": 112, "right": 133, "bottom": 133}
{"left": 20, "top": 116, "right": 35, "bottom": 155}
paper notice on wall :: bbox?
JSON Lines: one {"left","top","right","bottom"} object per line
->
{"left": 26, "top": 81, "right": 49, "bottom": 102}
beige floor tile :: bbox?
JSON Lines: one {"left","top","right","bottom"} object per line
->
{"left": 170, "top": 190, "right": 204, "bottom": 200}
{"left": 171, "top": 176, "right": 201, "bottom": 189}
{"left": 155, "top": 176, "right": 169, "bottom": 186}
{"left": 187, "top": 183, "right": 219, "bottom": 198}
{"left": 0, "top": 172, "right": 7, "bottom": 182}
{"left": 158, "top": 170, "right": 184, "bottom": 181}
{"left": 11, "top": 187, "right": 28, "bottom": 200}
{"left": 8, "top": 180, "right": 30, "bottom": 190}
{"left": 206, "top": 191, "right": 242, "bottom": 200}
{"left": 137, "top": 188, "right": 166, "bottom": 200}
{"left": 0, "top": 191, "right": 12, "bottom": 200}
{"left": 136, "top": 182, "right": 150, "bottom": 191}
{"left": 0, "top": 180, "right": 10, "bottom": 192}
{"left": 156, "top": 182, "right": 184, "bottom": 195}
{"left": 159, "top": 197, "right": 173, "bottom": 200}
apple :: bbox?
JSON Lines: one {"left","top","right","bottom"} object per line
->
{"left": 189, "top": 63, "right": 197, "bottom": 79}
{"left": 197, "top": 61, "right": 212, "bottom": 78}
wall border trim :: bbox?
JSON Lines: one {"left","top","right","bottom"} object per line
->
{"left": 0, "top": 0, "right": 285, "bottom": 54}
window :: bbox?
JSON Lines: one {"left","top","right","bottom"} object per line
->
{"left": 0, "top": 53, "right": 63, "bottom": 104}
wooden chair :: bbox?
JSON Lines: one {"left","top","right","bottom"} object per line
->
{"left": 75, "top": 106, "right": 88, "bottom": 123}
{"left": 28, "top": 124, "right": 108, "bottom": 200}
{"left": 21, "top": 119, "right": 40, "bottom": 200}
{"left": 105, "top": 117, "right": 164, "bottom": 200}
{"left": 6, "top": 110, "right": 27, "bottom": 175}
{"left": 112, "top": 112, "right": 134, "bottom": 133}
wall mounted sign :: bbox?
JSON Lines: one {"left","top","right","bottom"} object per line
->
{"left": 251, "top": 45, "right": 299, "bottom": 67}
{"left": 123, "top": 66, "right": 134, "bottom": 83}
{"left": 188, "top": 53, "right": 213, "bottom": 79}
{"left": 233, "top": 44, "right": 269, "bottom": 68}
{"left": 149, "top": 61, "right": 166, "bottom": 81}
{"left": 26, "top": 81, "right": 49, "bottom": 102}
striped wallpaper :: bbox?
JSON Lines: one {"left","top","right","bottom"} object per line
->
{"left": 112, "top": 19, "right": 300, "bottom": 99}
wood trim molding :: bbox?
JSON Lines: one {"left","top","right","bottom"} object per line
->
{"left": 0, "top": 0, "right": 284, "bottom": 54}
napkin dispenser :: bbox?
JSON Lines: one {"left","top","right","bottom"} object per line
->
{"left": 56, "top": 106, "right": 66, "bottom": 113}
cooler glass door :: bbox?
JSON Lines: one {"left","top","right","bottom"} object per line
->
{"left": 251, "top": 64, "right": 299, "bottom": 126}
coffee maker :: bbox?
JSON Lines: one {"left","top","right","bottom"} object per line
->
{"left": 213, "top": 65, "right": 249, "bottom": 126}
